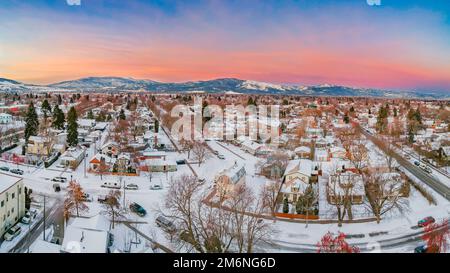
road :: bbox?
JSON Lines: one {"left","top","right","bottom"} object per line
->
{"left": 9, "top": 197, "right": 64, "bottom": 253}
{"left": 357, "top": 124, "right": 450, "bottom": 201}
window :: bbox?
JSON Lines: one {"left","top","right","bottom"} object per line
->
{"left": 12, "top": 193, "right": 15, "bottom": 199}
{"left": 11, "top": 208, "right": 14, "bottom": 213}
{"left": 1, "top": 200, "right": 3, "bottom": 207}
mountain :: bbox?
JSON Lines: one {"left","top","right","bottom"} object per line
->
{"left": 0, "top": 76, "right": 447, "bottom": 99}
{"left": 0, "top": 78, "right": 29, "bottom": 92}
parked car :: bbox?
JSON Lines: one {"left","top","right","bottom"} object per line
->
{"left": 198, "top": 178, "right": 206, "bottom": 183}
{"left": 404, "top": 155, "right": 411, "bottom": 159}
{"left": 0, "top": 166, "right": 10, "bottom": 172}
{"left": 414, "top": 161, "right": 420, "bottom": 166}
{"left": 3, "top": 225, "right": 21, "bottom": 241}
{"left": 97, "top": 195, "right": 108, "bottom": 204}
{"left": 53, "top": 183, "right": 61, "bottom": 192}
{"left": 213, "top": 150, "right": 219, "bottom": 155}
{"left": 150, "top": 184, "right": 163, "bottom": 190}
{"left": 101, "top": 181, "right": 121, "bottom": 189}
{"left": 52, "top": 177, "right": 67, "bottom": 183}
{"left": 414, "top": 244, "right": 439, "bottom": 253}
{"left": 424, "top": 167, "right": 432, "bottom": 174}
{"left": 129, "top": 202, "right": 147, "bottom": 217}
{"left": 10, "top": 169, "right": 24, "bottom": 175}
{"left": 218, "top": 154, "right": 225, "bottom": 159}
{"left": 418, "top": 216, "right": 435, "bottom": 227}
{"left": 125, "top": 184, "right": 139, "bottom": 190}
{"left": 21, "top": 211, "right": 32, "bottom": 224}
{"left": 155, "top": 215, "right": 175, "bottom": 232}
{"left": 176, "top": 159, "right": 186, "bottom": 165}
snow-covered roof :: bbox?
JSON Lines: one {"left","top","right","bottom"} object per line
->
{"left": 294, "top": 146, "right": 311, "bottom": 153}
{"left": 0, "top": 173, "right": 22, "bottom": 193}
{"left": 284, "top": 159, "right": 312, "bottom": 177}
{"left": 61, "top": 226, "right": 108, "bottom": 253}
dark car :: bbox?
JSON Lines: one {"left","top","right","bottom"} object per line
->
{"left": 418, "top": 216, "right": 435, "bottom": 227}
{"left": 0, "top": 166, "right": 10, "bottom": 172}
{"left": 129, "top": 202, "right": 147, "bottom": 217}
{"left": 10, "top": 169, "right": 24, "bottom": 175}
{"left": 414, "top": 161, "right": 420, "bottom": 166}
{"left": 97, "top": 195, "right": 108, "bottom": 204}
{"left": 176, "top": 159, "right": 187, "bottom": 165}
{"left": 414, "top": 244, "right": 438, "bottom": 253}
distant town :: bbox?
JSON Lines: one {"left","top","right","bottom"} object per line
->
{"left": 0, "top": 91, "right": 449, "bottom": 253}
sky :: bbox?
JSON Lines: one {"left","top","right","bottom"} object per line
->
{"left": 0, "top": 0, "right": 449, "bottom": 93}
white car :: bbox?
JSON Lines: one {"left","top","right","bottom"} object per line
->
{"left": 218, "top": 154, "right": 225, "bottom": 159}
{"left": 52, "top": 177, "right": 67, "bottom": 183}
{"left": 125, "top": 184, "right": 139, "bottom": 190}
{"left": 101, "top": 181, "right": 121, "bottom": 189}
{"left": 150, "top": 184, "right": 163, "bottom": 190}
{"left": 3, "top": 226, "right": 21, "bottom": 241}
{"left": 21, "top": 212, "right": 32, "bottom": 224}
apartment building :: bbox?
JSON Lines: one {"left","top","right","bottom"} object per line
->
{"left": 0, "top": 173, "right": 26, "bottom": 238}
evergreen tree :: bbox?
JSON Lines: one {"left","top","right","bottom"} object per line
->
{"left": 24, "top": 102, "right": 39, "bottom": 144}
{"left": 343, "top": 114, "right": 350, "bottom": 124}
{"left": 52, "top": 105, "right": 65, "bottom": 130}
{"left": 393, "top": 107, "right": 398, "bottom": 117}
{"left": 119, "top": 109, "right": 126, "bottom": 120}
{"left": 67, "top": 107, "right": 79, "bottom": 147}
{"left": 283, "top": 198, "right": 289, "bottom": 214}
{"left": 349, "top": 106, "right": 355, "bottom": 112}
{"left": 87, "top": 110, "right": 94, "bottom": 120}
{"left": 154, "top": 119, "right": 159, "bottom": 133}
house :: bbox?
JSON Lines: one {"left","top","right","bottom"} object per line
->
{"left": 89, "top": 153, "right": 113, "bottom": 172}
{"left": 329, "top": 147, "right": 347, "bottom": 159}
{"left": 442, "top": 146, "right": 450, "bottom": 162}
{"left": 214, "top": 163, "right": 246, "bottom": 198}
{"left": 283, "top": 159, "right": 314, "bottom": 184}
{"left": 240, "top": 140, "right": 262, "bottom": 155}
{"left": 0, "top": 173, "right": 26, "bottom": 238}
{"left": 145, "top": 159, "right": 177, "bottom": 172}
{"left": 101, "top": 142, "right": 120, "bottom": 158}
{"left": 327, "top": 172, "right": 365, "bottom": 205}
{"left": 314, "top": 148, "right": 329, "bottom": 162}
{"left": 140, "top": 149, "right": 167, "bottom": 160}
{"left": 294, "top": 146, "right": 311, "bottom": 159}
{"left": 60, "top": 147, "right": 86, "bottom": 170}
{"left": 27, "top": 136, "right": 54, "bottom": 157}
{"left": 61, "top": 214, "right": 110, "bottom": 253}
{"left": 78, "top": 119, "right": 96, "bottom": 131}
{"left": 0, "top": 113, "right": 12, "bottom": 124}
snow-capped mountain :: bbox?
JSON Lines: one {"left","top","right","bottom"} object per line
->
{"left": 0, "top": 76, "right": 447, "bottom": 99}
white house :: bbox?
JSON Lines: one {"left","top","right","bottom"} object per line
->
{"left": 61, "top": 214, "right": 110, "bottom": 253}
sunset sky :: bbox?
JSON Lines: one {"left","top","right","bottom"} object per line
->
{"left": 0, "top": 0, "right": 449, "bottom": 92}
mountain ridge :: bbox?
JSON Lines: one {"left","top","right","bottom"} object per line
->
{"left": 0, "top": 76, "right": 448, "bottom": 99}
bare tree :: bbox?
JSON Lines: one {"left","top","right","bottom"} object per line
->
{"left": 327, "top": 166, "right": 361, "bottom": 226}
{"left": 381, "top": 137, "right": 397, "bottom": 171}
{"left": 364, "top": 170, "right": 409, "bottom": 224}
{"left": 349, "top": 139, "right": 369, "bottom": 173}
{"left": 102, "top": 190, "right": 124, "bottom": 229}
{"left": 227, "top": 184, "right": 273, "bottom": 253}
{"left": 180, "top": 139, "right": 194, "bottom": 159}
{"left": 261, "top": 180, "right": 282, "bottom": 216}
{"left": 163, "top": 175, "right": 273, "bottom": 253}
{"left": 192, "top": 141, "right": 210, "bottom": 167}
